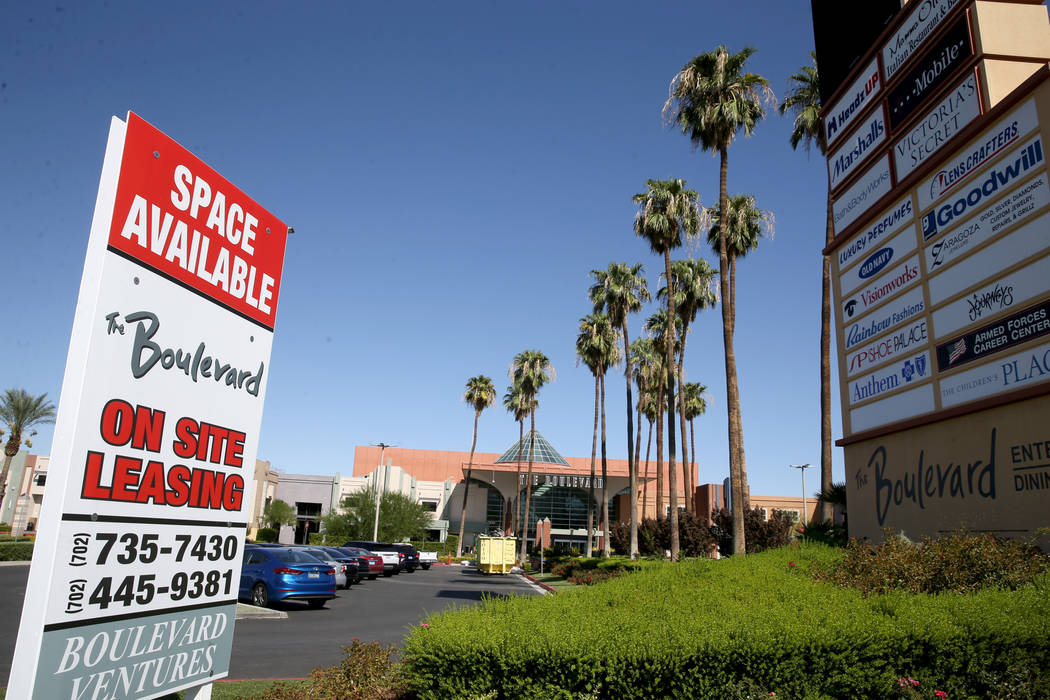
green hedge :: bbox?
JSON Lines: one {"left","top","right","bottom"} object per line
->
{"left": 411, "top": 535, "right": 458, "bottom": 557}
{"left": 0, "top": 542, "right": 34, "bottom": 561}
{"left": 403, "top": 544, "right": 1050, "bottom": 699}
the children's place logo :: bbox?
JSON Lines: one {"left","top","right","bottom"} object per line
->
{"left": 859, "top": 248, "right": 894, "bottom": 279}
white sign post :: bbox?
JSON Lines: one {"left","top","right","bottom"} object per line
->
{"left": 8, "top": 113, "right": 288, "bottom": 699}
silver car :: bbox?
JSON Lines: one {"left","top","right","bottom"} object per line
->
{"left": 300, "top": 546, "right": 349, "bottom": 589}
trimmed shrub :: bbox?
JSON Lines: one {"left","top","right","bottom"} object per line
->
{"left": 255, "top": 527, "right": 278, "bottom": 543}
{"left": 710, "top": 506, "right": 793, "bottom": 554}
{"left": 0, "top": 534, "right": 34, "bottom": 542}
{"left": 609, "top": 512, "right": 716, "bottom": 557}
{"left": 0, "top": 542, "right": 33, "bottom": 560}
{"left": 817, "top": 529, "right": 1050, "bottom": 596}
{"left": 403, "top": 544, "right": 1050, "bottom": 699}
{"left": 260, "top": 639, "right": 407, "bottom": 699}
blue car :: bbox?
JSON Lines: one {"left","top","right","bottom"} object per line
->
{"left": 240, "top": 545, "right": 337, "bottom": 609}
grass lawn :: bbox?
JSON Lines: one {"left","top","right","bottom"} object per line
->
{"left": 527, "top": 571, "right": 575, "bottom": 592}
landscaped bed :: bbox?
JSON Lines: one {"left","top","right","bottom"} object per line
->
{"left": 402, "top": 543, "right": 1050, "bottom": 699}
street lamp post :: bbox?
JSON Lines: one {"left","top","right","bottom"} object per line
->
{"left": 790, "top": 464, "right": 812, "bottom": 526}
{"left": 372, "top": 443, "right": 393, "bottom": 541}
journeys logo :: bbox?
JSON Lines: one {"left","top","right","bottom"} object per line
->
{"left": 922, "top": 138, "right": 1044, "bottom": 240}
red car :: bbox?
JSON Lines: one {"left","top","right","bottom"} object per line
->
{"left": 337, "top": 546, "right": 384, "bottom": 581}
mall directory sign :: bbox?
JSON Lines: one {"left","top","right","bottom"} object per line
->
{"left": 8, "top": 113, "right": 288, "bottom": 699}
{"left": 821, "top": 0, "right": 1050, "bottom": 546}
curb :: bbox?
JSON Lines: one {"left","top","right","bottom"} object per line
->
{"left": 522, "top": 574, "right": 557, "bottom": 593}
{"left": 235, "top": 603, "right": 288, "bottom": 620}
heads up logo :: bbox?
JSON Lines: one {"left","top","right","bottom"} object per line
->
{"left": 923, "top": 138, "right": 1043, "bottom": 241}
{"left": 858, "top": 247, "right": 893, "bottom": 279}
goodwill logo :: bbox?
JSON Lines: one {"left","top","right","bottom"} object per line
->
{"left": 922, "top": 137, "right": 1044, "bottom": 240}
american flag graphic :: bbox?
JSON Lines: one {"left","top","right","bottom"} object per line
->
{"left": 948, "top": 338, "right": 967, "bottom": 365}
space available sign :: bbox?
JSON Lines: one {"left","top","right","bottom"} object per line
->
{"left": 844, "top": 286, "right": 926, "bottom": 352}
{"left": 839, "top": 226, "right": 918, "bottom": 296}
{"left": 941, "top": 337, "right": 1050, "bottom": 407}
{"left": 894, "top": 72, "right": 981, "bottom": 181}
{"left": 882, "top": 0, "right": 964, "bottom": 80}
{"left": 841, "top": 254, "right": 921, "bottom": 320}
{"left": 850, "top": 350, "right": 931, "bottom": 405}
{"left": 846, "top": 317, "right": 928, "bottom": 378}
{"left": 826, "top": 57, "right": 881, "bottom": 148}
{"left": 925, "top": 171, "right": 1049, "bottom": 273}
{"left": 936, "top": 298, "right": 1050, "bottom": 372}
{"left": 851, "top": 382, "right": 936, "bottom": 433}
{"left": 837, "top": 196, "right": 914, "bottom": 271}
{"left": 7, "top": 113, "right": 288, "bottom": 700}
{"left": 931, "top": 254, "right": 1050, "bottom": 339}
{"left": 927, "top": 210, "right": 1050, "bottom": 305}
{"left": 833, "top": 154, "right": 894, "bottom": 235}
{"left": 829, "top": 106, "right": 887, "bottom": 191}
{"left": 920, "top": 99, "right": 1039, "bottom": 210}
{"left": 921, "top": 135, "right": 1046, "bottom": 242}
{"left": 886, "top": 14, "right": 972, "bottom": 131}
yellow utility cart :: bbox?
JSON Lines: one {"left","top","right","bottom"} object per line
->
{"left": 476, "top": 536, "right": 517, "bottom": 574}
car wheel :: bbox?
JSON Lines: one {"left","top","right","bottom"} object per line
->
{"left": 251, "top": 582, "right": 268, "bottom": 608}
{"left": 383, "top": 570, "right": 393, "bottom": 577}
{"left": 308, "top": 599, "right": 325, "bottom": 609}
{"left": 368, "top": 574, "right": 378, "bottom": 580}
{"left": 421, "top": 564, "right": 430, "bottom": 570}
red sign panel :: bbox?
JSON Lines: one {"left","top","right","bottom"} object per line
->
{"left": 108, "top": 113, "right": 288, "bottom": 330}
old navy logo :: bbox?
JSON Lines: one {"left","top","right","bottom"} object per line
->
{"left": 922, "top": 139, "right": 1044, "bottom": 240}
{"left": 859, "top": 247, "right": 894, "bottom": 279}
{"left": 827, "top": 70, "right": 880, "bottom": 142}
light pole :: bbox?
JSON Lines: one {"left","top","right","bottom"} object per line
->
{"left": 791, "top": 464, "right": 812, "bottom": 526}
{"left": 372, "top": 443, "right": 393, "bottom": 541}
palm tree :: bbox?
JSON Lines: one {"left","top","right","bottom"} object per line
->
{"left": 588, "top": 262, "right": 650, "bottom": 557}
{"left": 503, "top": 382, "right": 532, "bottom": 538}
{"left": 510, "top": 350, "right": 554, "bottom": 563}
{"left": 705, "top": 194, "right": 774, "bottom": 509}
{"left": 681, "top": 382, "right": 709, "bottom": 500}
{"left": 781, "top": 52, "right": 833, "bottom": 524}
{"left": 457, "top": 376, "right": 496, "bottom": 557}
{"left": 575, "top": 313, "right": 621, "bottom": 557}
{"left": 0, "top": 389, "right": 56, "bottom": 511}
{"left": 645, "top": 310, "right": 678, "bottom": 526}
{"left": 631, "top": 337, "right": 660, "bottom": 517}
{"left": 664, "top": 45, "right": 774, "bottom": 555}
{"left": 660, "top": 258, "right": 718, "bottom": 513}
{"left": 633, "top": 178, "right": 701, "bottom": 560}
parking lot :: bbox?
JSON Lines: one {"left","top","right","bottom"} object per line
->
{"left": 0, "top": 561, "right": 543, "bottom": 684}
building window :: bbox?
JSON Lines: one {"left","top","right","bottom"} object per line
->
{"left": 35, "top": 474, "right": 46, "bottom": 487}
{"left": 759, "top": 508, "right": 769, "bottom": 521}
{"left": 296, "top": 502, "right": 321, "bottom": 517}
{"left": 421, "top": 500, "right": 438, "bottom": 512}
{"left": 773, "top": 508, "right": 800, "bottom": 522}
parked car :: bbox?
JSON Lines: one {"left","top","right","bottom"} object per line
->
{"left": 312, "top": 546, "right": 366, "bottom": 586}
{"left": 239, "top": 546, "right": 336, "bottom": 609}
{"left": 300, "top": 547, "right": 350, "bottom": 589}
{"left": 390, "top": 543, "right": 421, "bottom": 572}
{"left": 344, "top": 541, "right": 403, "bottom": 576}
{"left": 417, "top": 550, "right": 438, "bottom": 570}
{"left": 335, "top": 546, "right": 384, "bottom": 580}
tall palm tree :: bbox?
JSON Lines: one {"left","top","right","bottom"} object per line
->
{"left": 681, "top": 382, "right": 709, "bottom": 502}
{"left": 706, "top": 194, "right": 774, "bottom": 508}
{"left": 633, "top": 178, "right": 701, "bottom": 560}
{"left": 457, "top": 376, "right": 496, "bottom": 556}
{"left": 631, "top": 336, "right": 660, "bottom": 517}
{"left": 510, "top": 350, "right": 554, "bottom": 563}
{"left": 664, "top": 45, "right": 774, "bottom": 555}
{"left": 781, "top": 52, "right": 833, "bottom": 523}
{"left": 0, "top": 389, "right": 56, "bottom": 511}
{"left": 503, "top": 382, "right": 533, "bottom": 538}
{"left": 588, "top": 262, "right": 649, "bottom": 557}
{"left": 576, "top": 313, "right": 621, "bottom": 557}
{"left": 660, "top": 258, "right": 718, "bottom": 513}
{"left": 645, "top": 310, "right": 679, "bottom": 526}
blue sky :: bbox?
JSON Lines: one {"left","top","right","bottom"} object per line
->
{"left": 1, "top": 1, "right": 843, "bottom": 499}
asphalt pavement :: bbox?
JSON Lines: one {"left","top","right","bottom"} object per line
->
{"left": 0, "top": 562, "right": 543, "bottom": 684}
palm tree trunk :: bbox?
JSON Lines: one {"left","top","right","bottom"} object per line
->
{"left": 519, "top": 411, "right": 537, "bottom": 563}
{"left": 622, "top": 320, "right": 639, "bottom": 559}
{"left": 643, "top": 419, "right": 652, "bottom": 518}
{"left": 1, "top": 437, "right": 22, "bottom": 512}
{"left": 456, "top": 412, "right": 480, "bottom": 557}
{"left": 719, "top": 146, "right": 746, "bottom": 556}
{"left": 819, "top": 192, "right": 834, "bottom": 522}
{"left": 729, "top": 255, "right": 750, "bottom": 509}
{"left": 587, "top": 374, "right": 599, "bottom": 557}
{"left": 600, "top": 374, "right": 610, "bottom": 557}
{"left": 664, "top": 251, "right": 680, "bottom": 560}
{"left": 677, "top": 331, "right": 692, "bottom": 515}
{"left": 633, "top": 392, "right": 643, "bottom": 545}
{"left": 655, "top": 379, "right": 665, "bottom": 519}
{"left": 512, "top": 418, "right": 524, "bottom": 537}
{"left": 690, "top": 417, "right": 698, "bottom": 514}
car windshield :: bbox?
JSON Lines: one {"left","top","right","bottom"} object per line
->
{"left": 274, "top": 550, "right": 324, "bottom": 564}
